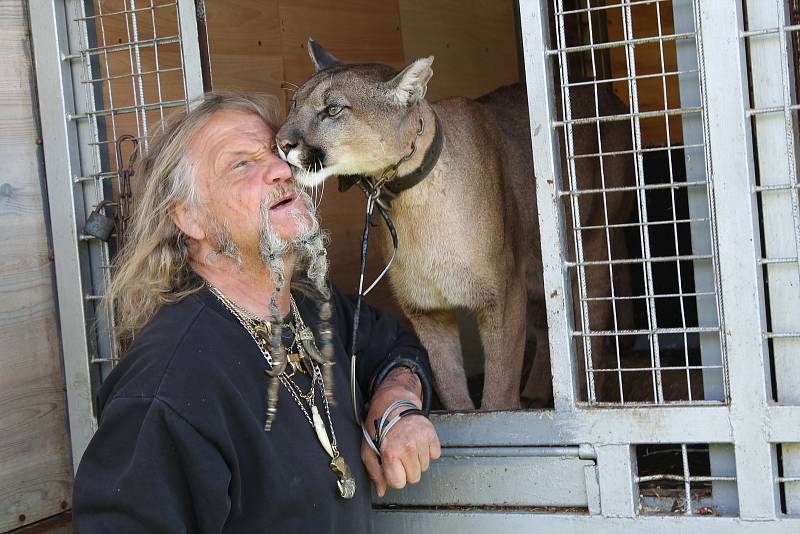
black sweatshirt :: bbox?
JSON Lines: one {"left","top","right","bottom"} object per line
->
{"left": 72, "top": 284, "right": 430, "bottom": 534}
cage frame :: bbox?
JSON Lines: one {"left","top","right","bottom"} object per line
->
{"left": 29, "top": 0, "right": 204, "bottom": 467}
{"left": 26, "top": 0, "right": 800, "bottom": 529}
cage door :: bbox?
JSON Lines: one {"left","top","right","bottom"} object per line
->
{"left": 30, "top": 0, "right": 204, "bottom": 470}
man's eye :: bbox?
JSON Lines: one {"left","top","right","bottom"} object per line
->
{"left": 234, "top": 160, "right": 249, "bottom": 169}
{"left": 326, "top": 105, "right": 343, "bottom": 117}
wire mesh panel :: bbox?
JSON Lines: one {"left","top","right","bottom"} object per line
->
{"left": 550, "top": 0, "right": 726, "bottom": 405}
{"left": 70, "top": 0, "right": 201, "bottom": 372}
{"left": 635, "top": 443, "right": 737, "bottom": 516}
{"left": 29, "top": 0, "right": 203, "bottom": 465}
{"left": 743, "top": 0, "right": 800, "bottom": 514}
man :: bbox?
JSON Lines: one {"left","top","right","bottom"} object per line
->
{"left": 72, "top": 92, "right": 440, "bottom": 533}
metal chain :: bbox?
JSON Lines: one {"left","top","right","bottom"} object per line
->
{"left": 207, "top": 285, "right": 340, "bottom": 455}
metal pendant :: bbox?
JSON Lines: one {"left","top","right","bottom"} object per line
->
{"left": 330, "top": 455, "right": 356, "bottom": 499}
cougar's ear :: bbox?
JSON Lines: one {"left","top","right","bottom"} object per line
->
{"left": 386, "top": 56, "right": 434, "bottom": 107}
{"left": 308, "top": 37, "right": 342, "bottom": 72}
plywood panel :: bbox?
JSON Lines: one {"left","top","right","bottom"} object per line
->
{"left": 278, "top": 0, "right": 406, "bottom": 89}
{"left": 398, "top": 0, "right": 520, "bottom": 101}
{"left": 0, "top": 0, "right": 73, "bottom": 530}
{"left": 204, "top": 0, "right": 284, "bottom": 104}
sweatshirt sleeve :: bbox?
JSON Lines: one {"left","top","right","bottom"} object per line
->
{"left": 329, "top": 286, "right": 432, "bottom": 400}
{"left": 73, "top": 396, "right": 231, "bottom": 534}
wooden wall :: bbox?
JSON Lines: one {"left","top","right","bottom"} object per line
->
{"left": 604, "top": 1, "right": 682, "bottom": 145}
{"left": 205, "top": 0, "right": 521, "bottom": 316}
{"left": 0, "top": 1, "right": 73, "bottom": 531}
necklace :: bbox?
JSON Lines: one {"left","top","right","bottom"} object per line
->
{"left": 208, "top": 285, "right": 356, "bottom": 499}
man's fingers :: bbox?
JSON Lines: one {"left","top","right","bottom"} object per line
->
{"left": 361, "top": 441, "right": 387, "bottom": 497}
{"left": 429, "top": 433, "right": 442, "bottom": 460}
{"left": 418, "top": 446, "right": 430, "bottom": 473}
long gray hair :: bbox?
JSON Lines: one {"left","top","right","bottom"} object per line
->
{"left": 107, "top": 92, "right": 285, "bottom": 345}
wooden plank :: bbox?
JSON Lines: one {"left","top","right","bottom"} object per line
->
{"left": 398, "top": 0, "right": 520, "bottom": 101}
{"left": 605, "top": 0, "right": 683, "bottom": 145}
{"left": 204, "top": 0, "right": 284, "bottom": 101}
{"left": 0, "top": 0, "right": 73, "bottom": 531}
{"left": 278, "top": 0, "right": 406, "bottom": 89}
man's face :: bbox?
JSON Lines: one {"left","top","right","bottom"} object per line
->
{"left": 188, "top": 109, "right": 309, "bottom": 258}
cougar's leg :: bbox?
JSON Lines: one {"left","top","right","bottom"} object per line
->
{"left": 479, "top": 270, "right": 526, "bottom": 410}
{"left": 408, "top": 309, "right": 475, "bottom": 410}
{"left": 582, "top": 238, "right": 619, "bottom": 403}
{"left": 521, "top": 300, "right": 554, "bottom": 408}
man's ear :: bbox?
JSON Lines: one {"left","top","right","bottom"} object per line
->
{"left": 170, "top": 202, "right": 206, "bottom": 242}
{"left": 308, "top": 37, "right": 342, "bottom": 72}
{"left": 385, "top": 56, "right": 434, "bottom": 107}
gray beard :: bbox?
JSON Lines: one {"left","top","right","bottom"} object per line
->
{"left": 204, "top": 186, "right": 330, "bottom": 299}
{"left": 258, "top": 187, "right": 330, "bottom": 299}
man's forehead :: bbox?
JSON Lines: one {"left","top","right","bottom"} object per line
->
{"left": 193, "top": 110, "right": 275, "bottom": 151}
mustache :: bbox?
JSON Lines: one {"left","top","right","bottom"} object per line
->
{"left": 264, "top": 182, "right": 299, "bottom": 208}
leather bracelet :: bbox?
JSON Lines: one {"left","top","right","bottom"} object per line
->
{"left": 368, "top": 355, "right": 432, "bottom": 416}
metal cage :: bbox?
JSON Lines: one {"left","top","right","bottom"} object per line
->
{"left": 28, "top": 0, "right": 800, "bottom": 531}
{"left": 30, "top": 0, "right": 203, "bottom": 466}
{"left": 377, "top": 0, "right": 800, "bottom": 530}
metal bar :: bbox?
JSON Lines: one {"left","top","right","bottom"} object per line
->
{"left": 441, "top": 446, "right": 596, "bottom": 460}
{"left": 699, "top": 0, "right": 779, "bottom": 519}
{"left": 67, "top": 98, "right": 185, "bottom": 119}
{"left": 562, "top": 68, "right": 700, "bottom": 89}
{"left": 62, "top": 35, "right": 180, "bottom": 59}
{"left": 567, "top": 142, "right": 705, "bottom": 161}
{"left": 430, "top": 407, "right": 738, "bottom": 451}
{"left": 580, "top": 290, "right": 716, "bottom": 302}
{"left": 374, "top": 511, "right": 800, "bottom": 532}
{"left": 81, "top": 66, "right": 183, "bottom": 84}
{"left": 747, "top": 103, "right": 800, "bottom": 116}
{"left": 764, "top": 331, "right": 800, "bottom": 338}
{"left": 746, "top": 0, "right": 800, "bottom": 514}
{"left": 553, "top": 106, "right": 702, "bottom": 127}
{"left": 519, "top": 0, "right": 578, "bottom": 410}
{"left": 565, "top": 253, "right": 713, "bottom": 267}
{"left": 560, "top": 180, "right": 709, "bottom": 197}
{"left": 596, "top": 444, "right": 637, "bottom": 517}
{"left": 635, "top": 474, "right": 736, "bottom": 483}
{"left": 29, "top": 0, "right": 97, "bottom": 473}
{"left": 556, "top": 0, "right": 671, "bottom": 17}
{"left": 74, "top": 2, "right": 177, "bottom": 21}
{"left": 742, "top": 24, "right": 800, "bottom": 38}
{"left": 176, "top": 0, "right": 205, "bottom": 106}
{"left": 754, "top": 182, "right": 800, "bottom": 192}
{"left": 546, "top": 31, "right": 697, "bottom": 56}
{"left": 555, "top": 0, "right": 596, "bottom": 403}
{"left": 571, "top": 326, "right": 718, "bottom": 337}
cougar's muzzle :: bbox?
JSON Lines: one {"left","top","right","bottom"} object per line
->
{"left": 276, "top": 127, "right": 327, "bottom": 173}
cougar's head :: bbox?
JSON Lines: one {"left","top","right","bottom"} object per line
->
{"left": 276, "top": 38, "right": 434, "bottom": 187}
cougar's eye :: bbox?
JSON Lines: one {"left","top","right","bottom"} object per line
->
{"left": 326, "top": 105, "right": 343, "bottom": 117}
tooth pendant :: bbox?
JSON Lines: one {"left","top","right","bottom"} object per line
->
{"left": 311, "top": 405, "right": 356, "bottom": 499}
{"left": 311, "top": 405, "right": 334, "bottom": 458}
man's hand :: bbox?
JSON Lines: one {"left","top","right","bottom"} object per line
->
{"left": 361, "top": 367, "right": 441, "bottom": 497}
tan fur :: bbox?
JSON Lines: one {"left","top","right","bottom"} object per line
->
{"left": 276, "top": 43, "right": 633, "bottom": 409}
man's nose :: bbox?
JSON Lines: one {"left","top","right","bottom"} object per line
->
{"left": 262, "top": 157, "right": 292, "bottom": 185}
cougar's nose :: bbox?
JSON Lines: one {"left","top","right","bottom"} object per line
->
{"left": 279, "top": 139, "right": 297, "bottom": 153}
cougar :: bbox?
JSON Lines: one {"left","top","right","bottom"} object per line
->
{"left": 276, "top": 39, "right": 633, "bottom": 410}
